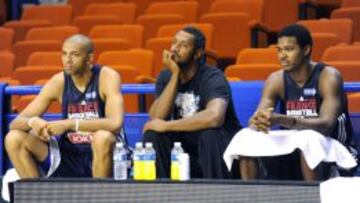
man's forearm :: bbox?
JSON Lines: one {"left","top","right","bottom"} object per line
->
{"left": 72, "top": 118, "right": 123, "bottom": 133}
{"left": 149, "top": 73, "right": 179, "bottom": 119}
{"left": 272, "top": 113, "right": 334, "bottom": 135}
{"left": 9, "top": 116, "right": 33, "bottom": 131}
{"left": 166, "top": 110, "right": 222, "bottom": 132}
{"left": 271, "top": 113, "right": 295, "bottom": 129}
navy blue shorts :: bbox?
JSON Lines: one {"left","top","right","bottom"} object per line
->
{"left": 38, "top": 137, "right": 93, "bottom": 177}
{"left": 39, "top": 130, "right": 127, "bottom": 177}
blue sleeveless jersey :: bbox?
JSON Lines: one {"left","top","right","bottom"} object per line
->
{"left": 58, "top": 64, "right": 105, "bottom": 153}
{"left": 281, "top": 63, "right": 354, "bottom": 145}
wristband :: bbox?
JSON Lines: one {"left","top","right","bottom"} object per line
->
{"left": 28, "top": 117, "right": 37, "bottom": 128}
{"left": 75, "top": 119, "right": 80, "bottom": 132}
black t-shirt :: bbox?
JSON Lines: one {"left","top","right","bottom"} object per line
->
{"left": 156, "top": 64, "right": 242, "bottom": 134}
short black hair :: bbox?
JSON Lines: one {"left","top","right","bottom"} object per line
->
{"left": 181, "top": 26, "right": 206, "bottom": 64}
{"left": 182, "top": 26, "right": 206, "bottom": 50}
{"left": 278, "top": 24, "right": 313, "bottom": 49}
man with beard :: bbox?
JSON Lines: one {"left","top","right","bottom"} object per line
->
{"left": 143, "top": 26, "right": 242, "bottom": 179}
{"left": 227, "top": 24, "right": 357, "bottom": 181}
{"left": 5, "top": 34, "right": 124, "bottom": 178}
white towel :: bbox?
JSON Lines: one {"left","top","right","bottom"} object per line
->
{"left": 320, "top": 177, "right": 360, "bottom": 203}
{"left": 223, "top": 128, "right": 357, "bottom": 170}
{"left": 1, "top": 168, "right": 20, "bottom": 202}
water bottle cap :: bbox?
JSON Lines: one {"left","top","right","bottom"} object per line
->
{"left": 145, "top": 142, "right": 153, "bottom": 147}
{"left": 116, "top": 142, "right": 124, "bottom": 148}
{"left": 174, "top": 142, "right": 181, "bottom": 147}
{"left": 135, "top": 142, "right": 143, "bottom": 147}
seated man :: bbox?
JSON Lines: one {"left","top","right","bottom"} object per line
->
{"left": 143, "top": 26, "right": 242, "bottom": 179}
{"left": 5, "top": 34, "right": 124, "bottom": 178}
{"left": 224, "top": 24, "right": 357, "bottom": 181}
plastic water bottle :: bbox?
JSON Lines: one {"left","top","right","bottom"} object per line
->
{"left": 113, "top": 142, "right": 127, "bottom": 180}
{"left": 179, "top": 153, "right": 190, "bottom": 180}
{"left": 133, "top": 142, "right": 144, "bottom": 180}
{"left": 143, "top": 142, "right": 156, "bottom": 180}
{"left": 171, "top": 142, "right": 184, "bottom": 180}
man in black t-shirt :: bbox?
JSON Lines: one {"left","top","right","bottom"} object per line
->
{"left": 143, "top": 26, "right": 242, "bottom": 179}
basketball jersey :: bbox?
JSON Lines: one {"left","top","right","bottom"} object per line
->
{"left": 59, "top": 64, "right": 105, "bottom": 152}
{"left": 281, "top": 63, "right": 353, "bottom": 145}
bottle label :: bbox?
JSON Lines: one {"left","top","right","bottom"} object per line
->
{"left": 113, "top": 153, "right": 128, "bottom": 180}
{"left": 171, "top": 154, "right": 178, "bottom": 161}
{"left": 114, "top": 153, "right": 127, "bottom": 161}
{"left": 133, "top": 153, "right": 143, "bottom": 161}
{"left": 143, "top": 153, "right": 156, "bottom": 161}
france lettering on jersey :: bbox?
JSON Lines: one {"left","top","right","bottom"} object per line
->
{"left": 281, "top": 63, "right": 353, "bottom": 145}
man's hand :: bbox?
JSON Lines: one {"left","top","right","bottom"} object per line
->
{"left": 28, "top": 117, "right": 50, "bottom": 141}
{"left": 143, "top": 119, "right": 169, "bottom": 133}
{"left": 249, "top": 108, "right": 273, "bottom": 133}
{"left": 163, "top": 50, "right": 180, "bottom": 75}
{"left": 46, "top": 120, "right": 73, "bottom": 136}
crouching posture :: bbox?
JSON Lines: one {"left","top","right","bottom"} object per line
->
{"left": 224, "top": 24, "right": 357, "bottom": 181}
{"left": 5, "top": 34, "right": 124, "bottom": 178}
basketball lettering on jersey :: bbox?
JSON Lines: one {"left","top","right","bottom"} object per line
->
{"left": 286, "top": 97, "right": 318, "bottom": 118}
{"left": 67, "top": 100, "right": 101, "bottom": 144}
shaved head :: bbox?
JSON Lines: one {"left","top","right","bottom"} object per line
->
{"left": 62, "top": 34, "right": 94, "bottom": 75}
{"left": 64, "top": 34, "right": 94, "bottom": 54}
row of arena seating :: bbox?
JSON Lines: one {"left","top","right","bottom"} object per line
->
{"left": 1, "top": 25, "right": 360, "bottom": 81}
{"left": 1, "top": 0, "right": 358, "bottom": 25}
{"left": 0, "top": 23, "right": 359, "bottom": 74}
{"left": 0, "top": 45, "right": 359, "bottom": 113}
{"left": 1, "top": 0, "right": 360, "bottom": 65}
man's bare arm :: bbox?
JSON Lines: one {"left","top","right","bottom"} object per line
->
{"left": 149, "top": 72, "right": 179, "bottom": 119}
{"left": 9, "top": 73, "right": 63, "bottom": 131}
{"left": 144, "top": 98, "right": 228, "bottom": 132}
{"left": 149, "top": 50, "right": 180, "bottom": 119}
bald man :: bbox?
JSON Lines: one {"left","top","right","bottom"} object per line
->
{"left": 5, "top": 34, "right": 125, "bottom": 178}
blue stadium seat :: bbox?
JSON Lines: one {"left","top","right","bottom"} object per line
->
{"left": 230, "top": 81, "right": 263, "bottom": 126}
{"left": 123, "top": 113, "right": 149, "bottom": 148}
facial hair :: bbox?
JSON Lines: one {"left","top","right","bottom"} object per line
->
{"left": 176, "top": 51, "right": 195, "bottom": 71}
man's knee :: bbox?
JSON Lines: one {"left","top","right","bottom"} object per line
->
{"left": 91, "top": 130, "right": 116, "bottom": 152}
{"left": 5, "top": 130, "right": 27, "bottom": 152}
